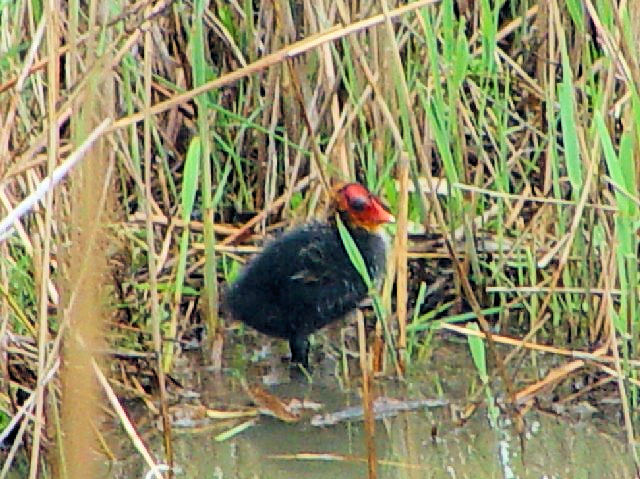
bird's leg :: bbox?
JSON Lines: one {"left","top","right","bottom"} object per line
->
{"left": 289, "top": 334, "right": 310, "bottom": 368}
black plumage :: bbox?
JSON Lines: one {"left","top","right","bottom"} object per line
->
{"left": 225, "top": 183, "right": 393, "bottom": 367}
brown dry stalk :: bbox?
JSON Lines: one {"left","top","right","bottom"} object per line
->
{"left": 395, "top": 154, "right": 409, "bottom": 370}
{"left": 109, "top": 0, "right": 439, "bottom": 133}
{"left": 441, "top": 323, "right": 640, "bottom": 368}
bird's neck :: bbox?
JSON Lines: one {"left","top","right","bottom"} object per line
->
{"left": 335, "top": 213, "right": 389, "bottom": 282}
{"left": 335, "top": 210, "right": 384, "bottom": 236}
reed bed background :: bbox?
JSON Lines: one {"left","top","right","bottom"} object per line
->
{"left": 1, "top": 0, "right": 639, "bottom": 477}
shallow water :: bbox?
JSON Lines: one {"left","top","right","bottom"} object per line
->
{"left": 160, "top": 407, "right": 633, "bottom": 478}
{"left": 107, "top": 341, "right": 637, "bottom": 479}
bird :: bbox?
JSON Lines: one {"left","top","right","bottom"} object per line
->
{"left": 225, "top": 182, "right": 394, "bottom": 368}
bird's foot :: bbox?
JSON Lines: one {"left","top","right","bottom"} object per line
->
{"left": 289, "top": 335, "right": 310, "bottom": 369}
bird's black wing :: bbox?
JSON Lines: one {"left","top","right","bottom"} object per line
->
{"left": 280, "top": 224, "right": 368, "bottom": 331}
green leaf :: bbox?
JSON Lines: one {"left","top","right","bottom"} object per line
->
{"left": 335, "top": 214, "right": 372, "bottom": 289}
{"left": 566, "top": 0, "right": 585, "bottom": 31}
{"left": 467, "top": 322, "right": 488, "bottom": 383}
{"left": 181, "top": 137, "right": 201, "bottom": 221}
{"left": 559, "top": 48, "right": 582, "bottom": 196}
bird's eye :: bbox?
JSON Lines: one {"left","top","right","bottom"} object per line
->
{"left": 348, "top": 195, "right": 367, "bottom": 212}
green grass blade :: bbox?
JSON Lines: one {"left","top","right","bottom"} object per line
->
{"left": 559, "top": 44, "right": 582, "bottom": 197}
{"left": 181, "top": 137, "right": 201, "bottom": 221}
{"left": 335, "top": 214, "right": 373, "bottom": 289}
{"left": 467, "top": 322, "right": 487, "bottom": 382}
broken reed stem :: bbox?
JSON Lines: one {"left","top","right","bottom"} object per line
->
{"left": 92, "top": 359, "right": 165, "bottom": 479}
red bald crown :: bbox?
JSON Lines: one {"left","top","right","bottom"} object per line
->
{"left": 335, "top": 183, "right": 395, "bottom": 230}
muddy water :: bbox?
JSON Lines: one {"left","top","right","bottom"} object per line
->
{"left": 162, "top": 408, "right": 633, "bottom": 478}
{"left": 107, "top": 342, "right": 637, "bottom": 479}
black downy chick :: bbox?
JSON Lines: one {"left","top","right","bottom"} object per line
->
{"left": 225, "top": 183, "right": 394, "bottom": 368}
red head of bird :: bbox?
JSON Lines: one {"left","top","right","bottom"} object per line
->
{"left": 334, "top": 183, "right": 395, "bottom": 231}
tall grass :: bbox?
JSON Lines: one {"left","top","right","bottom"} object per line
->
{"left": 1, "top": 0, "right": 640, "bottom": 476}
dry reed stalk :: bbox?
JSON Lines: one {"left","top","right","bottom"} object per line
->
{"left": 603, "top": 243, "right": 640, "bottom": 468}
{"left": 29, "top": 0, "right": 59, "bottom": 475}
{"left": 109, "top": 0, "right": 439, "bottom": 133}
{"left": 143, "top": 16, "right": 173, "bottom": 474}
{"left": 395, "top": 154, "right": 409, "bottom": 371}
{"left": 440, "top": 323, "right": 640, "bottom": 368}
{"left": 357, "top": 310, "right": 377, "bottom": 479}
{"left": 92, "top": 359, "right": 165, "bottom": 479}
{"left": 2, "top": 0, "right": 640, "bottom": 475}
